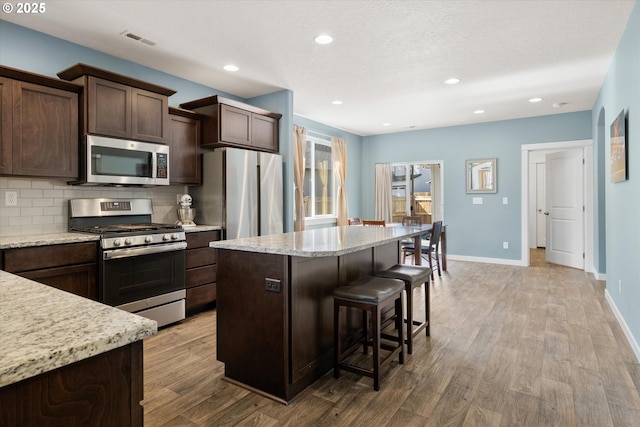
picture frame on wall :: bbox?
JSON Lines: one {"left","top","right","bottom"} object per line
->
{"left": 610, "top": 109, "right": 627, "bottom": 183}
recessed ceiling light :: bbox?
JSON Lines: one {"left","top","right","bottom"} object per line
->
{"left": 331, "top": 100, "right": 343, "bottom": 105}
{"left": 474, "top": 110, "right": 485, "bottom": 114}
{"left": 382, "top": 123, "right": 391, "bottom": 126}
{"left": 223, "top": 64, "right": 239, "bottom": 72}
{"left": 529, "top": 97, "right": 543, "bottom": 103}
{"left": 314, "top": 34, "right": 333, "bottom": 45}
{"left": 445, "top": 78, "right": 460, "bottom": 85}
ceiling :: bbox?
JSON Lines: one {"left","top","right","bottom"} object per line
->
{"left": 2, "top": 1, "right": 636, "bottom": 136}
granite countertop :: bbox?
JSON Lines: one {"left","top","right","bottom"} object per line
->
{"left": 0, "top": 225, "right": 222, "bottom": 249}
{"left": 0, "top": 271, "right": 157, "bottom": 388}
{"left": 210, "top": 224, "right": 431, "bottom": 257}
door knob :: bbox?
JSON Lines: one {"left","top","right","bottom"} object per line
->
{"left": 543, "top": 211, "right": 549, "bottom": 216}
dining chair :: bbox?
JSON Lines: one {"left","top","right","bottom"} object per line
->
{"left": 402, "top": 220, "right": 443, "bottom": 279}
{"left": 348, "top": 217, "right": 362, "bottom": 225}
{"left": 362, "top": 219, "right": 386, "bottom": 227}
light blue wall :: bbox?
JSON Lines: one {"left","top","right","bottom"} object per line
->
{"left": 361, "top": 112, "right": 592, "bottom": 260}
{"left": 592, "top": 1, "right": 640, "bottom": 353}
{"left": 292, "top": 116, "right": 364, "bottom": 219}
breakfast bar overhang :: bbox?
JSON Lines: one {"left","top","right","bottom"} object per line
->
{"left": 210, "top": 224, "right": 432, "bottom": 403}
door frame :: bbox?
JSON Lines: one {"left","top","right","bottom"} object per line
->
{"left": 520, "top": 139, "right": 593, "bottom": 272}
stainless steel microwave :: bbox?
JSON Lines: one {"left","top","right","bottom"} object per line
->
{"left": 72, "top": 135, "right": 170, "bottom": 186}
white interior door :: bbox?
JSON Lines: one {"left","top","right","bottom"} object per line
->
{"left": 535, "top": 163, "right": 546, "bottom": 247}
{"left": 545, "top": 150, "right": 584, "bottom": 268}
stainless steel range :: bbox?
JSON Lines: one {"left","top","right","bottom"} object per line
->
{"left": 69, "top": 198, "right": 187, "bottom": 327}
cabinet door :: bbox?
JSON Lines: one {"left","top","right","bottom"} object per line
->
{"left": 12, "top": 81, "right": 78, "bottom": 178}
{"left": 87, "top": 76, "right": 131, "bottom": 139}
{"left": 219, "top": 104, "right": 251, "bottom": 146}
{"left": 251, "top": 113, "right": 279, "bottom": 152}
{"left": 131, "top": 88, "right": 168, "bottom": 143}
{"left": 168, "top": 113, "right": 201, "bottom": 184}
{"left": 19, "top": 263, "right": 99, "bottom": 300}
{"left": 0, "top": 77, "right": 12, "bottom": 174}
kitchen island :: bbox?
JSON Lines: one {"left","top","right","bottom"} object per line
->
{"left": 0, "top": 271, "right": 157, "bottom": 426}
{"left": 210, "top": 224, "right": 430, "bottom": 403}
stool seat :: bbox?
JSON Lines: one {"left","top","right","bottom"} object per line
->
{"left": 375, "top": 264, "right": 431, "bottom": 354}
{"left": 375, "top": 264, "right": 430, "bottom": 285}
{"left": 333, "top": 276, "right": 405, "bottom": 391}
{"left": 334, "top": 276, "right": 405, "bottom": 303}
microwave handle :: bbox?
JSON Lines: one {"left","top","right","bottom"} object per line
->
{"left": 152, "top": 152, "right": 158, "bottom": 179}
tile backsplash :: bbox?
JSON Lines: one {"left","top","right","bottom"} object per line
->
{"left": 0, "top": 177, "right": 189, "bottom": 237}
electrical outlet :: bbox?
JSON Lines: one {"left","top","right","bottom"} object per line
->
{"left": 265, "top": 278, "right": 281, "bottom": 293}
{"left": 503, "top": 241, "right": 509, "bottom": 249}
{"left": 5, "top": 191, "right": 17, "bottom": 207}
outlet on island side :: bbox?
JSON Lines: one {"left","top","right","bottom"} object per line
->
{"left": 265, "top": 278, "right": 281, "bottom": 293}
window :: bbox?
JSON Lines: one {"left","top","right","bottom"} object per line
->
{"left": 303, "top": 137, "right": 334, "bottom": 217}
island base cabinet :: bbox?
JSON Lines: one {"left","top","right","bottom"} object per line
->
{"left": 217, "top": 250, "right": 289, "bottom": 401}
{"left": 0, "top": 341, "right": 143, "bottom": 427}
{"left": 215, "top": 242, "right": 399, "bottom": 403}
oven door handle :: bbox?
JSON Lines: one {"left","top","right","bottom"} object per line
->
{"left": 103, "top": 242, "right": 187, "bottom": 260}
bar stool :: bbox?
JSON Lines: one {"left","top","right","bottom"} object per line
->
{"left": 333, "top": 276, "right": 405, "bottom": 391}
{"left": 375, "top": 264, "right": 431, "bottom": 354}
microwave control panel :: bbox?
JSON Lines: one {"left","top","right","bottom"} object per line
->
{"left": 156, "top": 153, "right": 168, "bottom": 178}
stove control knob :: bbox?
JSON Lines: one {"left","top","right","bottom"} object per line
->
{"left": 124, "top": 238, "right": 133, "bottom": 246}
{"left": 145, "top": 236, "right": 153, "bottom": 243}
{"left": 163, "top": 233, "right": 171, "bottom": 241}
{"left": 113, "top": 239, "right": 122, "bottom": 247}
{"left": 171, "top": 233, "right": 179, "bottom": 240}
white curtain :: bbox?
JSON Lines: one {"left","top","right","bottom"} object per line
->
{"left": 331, "top": 137, "right": 349, "bottom": 226}
{"left": 430, "top": 163, "right": 442, "bottom": 222}
{"left": 375, "top": 163, "right": 392, "bottom": 223}
{"left": 293, "top": 126, "right": 306, "bottom": 231}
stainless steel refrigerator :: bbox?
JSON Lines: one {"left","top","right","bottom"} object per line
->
{"left": 193, "top": 147, "right": 283, "bottom": 239}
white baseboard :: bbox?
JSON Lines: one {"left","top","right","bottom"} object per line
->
{"left": 446, "top": 254, "right": 527, "bottom": 267}
{"left": 605, "top": 289, "right": 640, "bottom": 363}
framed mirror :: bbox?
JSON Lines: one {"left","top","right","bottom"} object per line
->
{"left": 466, "top": 158, "right": 496, "bottom": 193}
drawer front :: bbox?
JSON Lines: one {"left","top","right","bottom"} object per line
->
{"left": 4, "top": 242, "right": 98, "bottom": 272}
{"left": 186, "top": 247, "right": 217, "bottom": 269}
{"left": 186, "top": 230, "right": 221, "bottom": 249}
{"left": 186, "top": 283, "right": 216, "bottom": 314}
{"left": 186, "top": 265, "right": 217, "bottom": 288}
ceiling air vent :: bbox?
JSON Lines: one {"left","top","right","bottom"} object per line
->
{"left": 120, "top": 30, "right": 156, "bottom": 47}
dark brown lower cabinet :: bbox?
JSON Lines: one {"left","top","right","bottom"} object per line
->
{"left": 2, "top": 241, "right": 98, "bottom": 300}
{"left": 185, "top": 230, "right": 220, "bottom": 315}
{"left": 0, "top": 341, "right": 144, "bottom": 427}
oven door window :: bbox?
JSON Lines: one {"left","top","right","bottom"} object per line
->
{"left": 92, "top": 146, "right": 152, "bottom": 178}
{"left": 102, "top": 249, "right": 185, "bottom": 306}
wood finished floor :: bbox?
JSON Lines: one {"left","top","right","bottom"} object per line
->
{"left": 142, "top": 250, "right": 640, "bottom": 426}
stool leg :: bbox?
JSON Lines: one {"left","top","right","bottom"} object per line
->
{"left": 372, "top": 305, "right": 381, "bottom": 391}
{"left": 425, "top": 278, "right": 430, "bottom": 336}
{"left": 405, "top": 283, "right": 413, "bottom": 354}
{"left": 334, "top": 301, "right": 341, "bottom": 379}
{"left": 362, "top": 310, "right": 369, "bottom": 354}
{"left": 396, "top": 294, "right": 405, "bottom": 365}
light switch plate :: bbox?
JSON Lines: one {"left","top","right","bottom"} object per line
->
{"left": 503, "top": 197, "right": 509, "bottom": 205}
{"left": 472, "top": 197, "right": 483, "bottom": 205}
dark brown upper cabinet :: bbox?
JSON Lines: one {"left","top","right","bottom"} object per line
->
{"left": 0, "top": 66, "right": 81, "bottom": 178}
{"left": 168, "top": 107, "right": 202, "bottom": 185}
{"left": 180, "top": 95, "right": 281, "bottom": 153}
{"left": 58, "top": 63, "right": 176, "bottom": 144}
